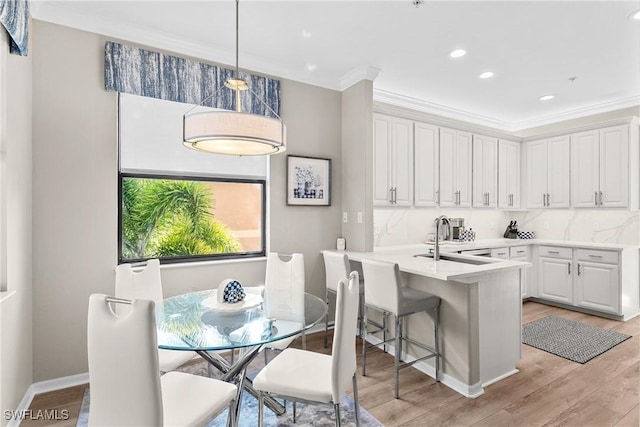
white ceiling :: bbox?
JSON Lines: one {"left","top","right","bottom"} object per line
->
{"left": 32, "top": 1, "right": 640, "bottom": 131}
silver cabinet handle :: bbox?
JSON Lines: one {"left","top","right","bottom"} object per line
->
{"left": 435, "top": 190, "right": 440, "bottom": 205}
{"left": 595, "top": 191, "right": 599, "bottom": 206}
{"left": 577, "top": 263, "right": 581, "bottom": 276}
{"left": 568, "top": 262, "right": 571, "bottom": 275}
{"left": 588, "top": 254, "right": 602, "bottom": 258}
{"left": 389, "top": 187, "right": 393, "bottom": 204}
{"left": 546, "top": 193, "right": 550, "bottom": 207}
{"left": 497, "top": 252, "right": 506, "bottom": 255}
{"left": 392, "top": 187, "right": 397, "bottom": 204}
{"left": 548, "top": 250, "right": 560, "bottom": 254}
{"left": 517, "top": 250, "right": 525, "bottom": 254}
{"left": 599, "top": 191, "right": 603, "bottom": 206}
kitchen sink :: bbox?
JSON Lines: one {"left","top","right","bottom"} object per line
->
{"left": 413, "top": 253, "right": 489, "bottom": 265}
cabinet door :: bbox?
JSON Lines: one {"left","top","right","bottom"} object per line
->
{"left": 575, "top": 261, "right": 619, "bottom": 314}
{"left": 391, "top": 118, "right": 414, "bottom": 206}
{"left": 473, "top": 135, "right": 498, "bottom": 208}
{"left": 547, "top": 135, "right": 571, "bottom": 208}
{"left": 498, "top": 140, "right": 520, "bottom": 209}
{"left": 439, "top": 127, "right": 457, "bottom": 207}
{"left": 456, "top": 130, "right": 473, "bottom": 207}
{"left": 571, "top": 130, "right": 599, "bottom": 208}
{"left": 373, "top": 114, "right": 392, "bottom": 206}
{"left": 511, "top": 255, "right": 529, "bottom": 298}
{"left": 414, "top": 122, "right": 439, "bottom": 207}
{"left": 538, "top": 256, "right": 573, "bottom": 304}
{"left": 599, "top": 125, "right": 628, "bottom": 208}
{"left": 525, "top": 139, "right": 548, "bottom": 208}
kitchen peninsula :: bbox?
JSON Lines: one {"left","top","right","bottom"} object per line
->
{"left": 342, "top": 245, "right": 529, "bottom": 398}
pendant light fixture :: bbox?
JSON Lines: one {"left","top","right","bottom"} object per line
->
{"left": 183, "top": 0, "right": 286, "bottom": 155}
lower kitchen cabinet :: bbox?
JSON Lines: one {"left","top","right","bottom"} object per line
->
{"left": 537, "top": 256, "right": 573, "bottom": 304}
{"left": 574, "top": 260, "right": 620, "bottom": 314}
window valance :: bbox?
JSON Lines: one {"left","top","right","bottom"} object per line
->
{"left": 104, "top": 41, "right": 281, "bottom": 117}
{"left": 0, "top": 0, "right": 29, "bottom": 56}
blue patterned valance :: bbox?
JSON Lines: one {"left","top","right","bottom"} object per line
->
{"left": 0, "top": 0, "right": 29, "bottom": 56}
{"left": 105, "top": 41, "right": 281, "bottom": 117}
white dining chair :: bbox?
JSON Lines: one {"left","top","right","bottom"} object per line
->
{"left": 115, "top": 259, "right": 196, "bottom": 373}
{"left": 253, "top": 272, "right": 361, "bottom": 427}
{"left": 361, "top": 258, "right": 441, "bottom": 399}
{"left": 87, "top": 294, "right": 238, "bottom": 427}
{"left": 322, "top": 250, "right": 365, "bottom": 347}
{"left": 262, "top": 252, "right": 306, "bottom": 361}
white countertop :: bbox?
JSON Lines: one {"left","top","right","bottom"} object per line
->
{"left": 381, "top": 238, "right": 639, "bottom": 253}
{"left": 344, "top": 246, "right": 529, "bottom": 281}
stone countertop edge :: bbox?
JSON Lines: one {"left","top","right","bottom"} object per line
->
{"left": 374, "top": 238, "right": 639, "bottom": 252}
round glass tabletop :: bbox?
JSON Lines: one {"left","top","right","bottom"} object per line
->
{"left": 156, "top": 290, "right": 327, "bottom": 351}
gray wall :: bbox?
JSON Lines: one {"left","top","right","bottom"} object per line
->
{"left": 32, "top": 20, "right": 341, "bottom": 382}
{"left": 0, "top": 30, "right": 33, "bottom": 419}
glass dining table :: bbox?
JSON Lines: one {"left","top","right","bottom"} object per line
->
{"left": 155, "top": 289, "right": 327, "bottom": 424}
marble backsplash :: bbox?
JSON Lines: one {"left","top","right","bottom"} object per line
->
{"left": 374, "top": 208, "right": 639, "bottom": 247}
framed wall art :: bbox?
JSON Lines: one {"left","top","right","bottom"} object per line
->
{"left": 286, "top": 155, "right": 331, "bottom": 206}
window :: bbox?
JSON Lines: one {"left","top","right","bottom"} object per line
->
{"left": 119, "top": 173, "right": 265, "bottom": 263}
{"left": 118, "top": 93, "right": 269, "bottom": 264}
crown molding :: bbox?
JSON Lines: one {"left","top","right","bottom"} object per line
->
{"left": 30, "top": 2, "right": 342, "bottom": 91}
{"left": 339, "top": 66, "right": 382, "bottom": 91}
{"left": 373, "top": 88, "right": 511, "bottom": 130}
{"left": 374, "top": 89, "right": 640, "bottom": 133}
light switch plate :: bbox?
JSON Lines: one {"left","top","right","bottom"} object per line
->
{"left": 343, "top": 212, "right": 348, "bottom": 223}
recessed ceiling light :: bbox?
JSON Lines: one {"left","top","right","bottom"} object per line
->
{"left": 449, "top": 49, "right": 466, "bottom": 58}
{"left": 306, "top": 63, "right": 317, "bottom": 72}
{"left": 539, "top": 95, "right": 555, "bottom": 101}
{"left": 479, "top": 71, "right": 494, "bottom": 79}
{"left": 302, "top": 30, "right": 312, "bottom": 39}
{"left": 630, "top": 9, "right": 640, "bottom": 20}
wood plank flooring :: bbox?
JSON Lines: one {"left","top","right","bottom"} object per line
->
{"left": 23, "top": 301, "right": 640, "bottom": 426}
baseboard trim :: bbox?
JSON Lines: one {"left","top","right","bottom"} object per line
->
{"left": 482, "top": 369, "right": 519, "bottom": 388}
{"left": 363, "top": 334, "right": 485, "bottom": 398}
{"left": 8, "top": 373, "right": 89, "bottom": 427}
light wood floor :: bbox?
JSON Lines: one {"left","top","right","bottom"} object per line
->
{"left": 23, "top": 301, "right": 640, "bottom": 426}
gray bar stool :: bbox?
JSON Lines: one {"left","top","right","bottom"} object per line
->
{"left": 361, "top": 258, "right": 441, "bottom": 399}
{"left": 322, "top": 251, "right": 365, "bottom": 347}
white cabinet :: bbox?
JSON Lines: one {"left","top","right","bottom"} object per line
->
{"left": 414, "top": 122, "right": 439, "bottom": 207}
{"left": 498, "top": 140, "right": 521, "bottom": 209}
{"left": 525, "top": 136, "right": 570, "bottom": 208}
{"left": 490, "top": 247, "right": 509, "bottom": 259}
{"left": 572, "top": 125, "right": 629, "bottom": 208}
{"left": 440, "top": 127, "right": 472, "bottom": 207}
{"left": 373, "top": 114, "right": 413, "bottom": 206}
{"left": 574, "top": 249, "right": 620, "bottom": 314}
{"left": 472, "top": 135, "right": 498, "bottom": 208}
{"left": 537, "top": 246, "right": 573, "bottom": 304}
{"left": 510, "top": 246, "right": 530, "bottom": 298}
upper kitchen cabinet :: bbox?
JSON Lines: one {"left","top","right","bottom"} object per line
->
{"left": 524, "top": 135, "right": 570, "bottom": 208}
{"left": 571, "top": 125, "right": 629, "bottom": 208}
{"left": 414, "top": 122, "right": 439, "bottom": 207}
{"left": 440, "top": 127, "right": 472, "bottom": 207}
{"left": 472, "top": 134, "right": 498, "bottom": 208}
{"left": 373, "top": 114, "right": 414, "bottom": 206}
{"left": 498, "top": 140, "right": 521, "bottom": 209}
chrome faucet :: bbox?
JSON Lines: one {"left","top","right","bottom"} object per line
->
{"left": 434, "top": 215, "right": 451, "bottom": 261}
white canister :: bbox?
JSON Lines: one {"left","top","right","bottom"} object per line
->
{"left": 336, "top": 237, "right": 346, "bottom": 251}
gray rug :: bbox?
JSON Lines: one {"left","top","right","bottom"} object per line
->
{"left": 77, "top": 360, "right": 382, "bottom": 427}
{"left": 522, "top": 316, "right": 631, "bottom": 364}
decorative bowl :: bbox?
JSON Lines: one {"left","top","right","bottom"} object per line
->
{"left": 517, "top": 231, "right": 536, "bottom": 239}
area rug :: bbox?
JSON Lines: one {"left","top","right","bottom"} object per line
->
{"left": 522, "top": 316, "right": 631, "bottom": 364}
{"left": 77, "top": 360, "right": 382, "bottom": 427}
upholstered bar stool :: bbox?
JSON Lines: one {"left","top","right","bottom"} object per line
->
{"left": 361, "top": 258, "right": 441, "bottom": 399}
{"left": 322, "top": 250, "right": 365, "bottom": 347}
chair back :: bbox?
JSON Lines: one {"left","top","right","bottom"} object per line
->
{"left": 361, "top": 258, "right": 402, "bottom": 313}
{"left": 331, "top": 271, "right": 360, "bottom": 402}
{"left": 87, "top": 294, "right": 162, "bottom": 426}
{"left": 322, "top": 251, "right": 350, "bottom": 292}
{"left": 115, "top": 259, "right": 163, "bottom": 315}
{"left": 264, "top": 253, "right": 305, "bottom": 323}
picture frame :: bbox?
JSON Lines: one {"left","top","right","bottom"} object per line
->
{"left": 286, "top": 155, "right": 331, "bottom": 206}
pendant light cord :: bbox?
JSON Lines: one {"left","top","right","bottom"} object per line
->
{"left": 235, "top": 0, "right": 240, "bottom": 79}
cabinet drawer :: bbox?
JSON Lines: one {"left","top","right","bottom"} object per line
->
{"left": 538, "top": 246, "right": 572, "bottom": 259}
{"left": 576, "top": 249, "right": 618, "bottom": 265}
{"left": 510, "top": 246, "right": 529, "bottom": 258}
{"left": 491, "top": 247, "right": 509, "bottom": 259}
